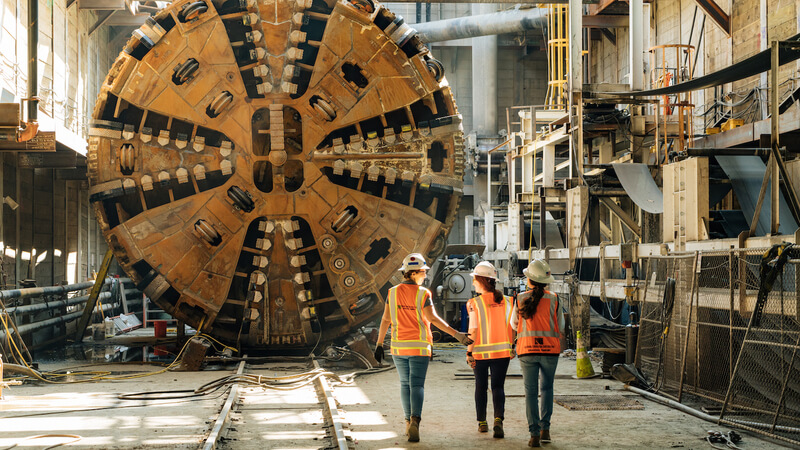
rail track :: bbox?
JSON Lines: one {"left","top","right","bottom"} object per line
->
{"left": 202, "top": 359, "right": 353, "bottom": 450}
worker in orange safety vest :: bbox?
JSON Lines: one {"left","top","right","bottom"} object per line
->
{"left": 511, "top": 259, "right": 564, "bottom": 448}
{"left": 374, "top": 253, "right": 473, "bottom": 442}
{"left": 465, "top": 261, "right": 515, "bottom": 438}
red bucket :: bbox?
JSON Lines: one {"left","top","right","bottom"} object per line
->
{"left": 154, "top": 320, "right": 167, "bottom": 338}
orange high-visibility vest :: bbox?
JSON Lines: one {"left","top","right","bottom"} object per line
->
{"left": 516, "top": 290, "right": 560, "bottom": 355}
{"left": 388, "top": 284, "right": 433, "bottom": 356}
{"left": 468, "top": 293, "right": 513, "bottom": 360}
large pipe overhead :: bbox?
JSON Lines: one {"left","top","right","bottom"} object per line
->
{"left": 414, "top": 8, "right": 546, "bottom": 43}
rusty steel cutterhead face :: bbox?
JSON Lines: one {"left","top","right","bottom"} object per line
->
{"left": 87, "top": 0, "right": 464, "bottom": 350}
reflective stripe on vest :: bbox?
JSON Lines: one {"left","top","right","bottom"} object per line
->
{"left": 471, "top": 293, "right": 513, "bottom": 360}
{"left": 388, "top": 284, "right": 432, "bottom": 356}
{"left": 516, "top": 291, "right": 560, "bottom": 355}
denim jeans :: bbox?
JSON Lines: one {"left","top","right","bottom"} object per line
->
{"left": 473, "top": 357, "right": 510, "bottom": 421}
{"left": 393, "top": 355, "right": 430, "bottom": 419}
{"left": 519, "top": 354, "right": 559, "bottom": 436}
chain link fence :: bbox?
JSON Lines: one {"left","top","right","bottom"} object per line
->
{"left": 635, "top": 246, "right": 800, "bottom": 446}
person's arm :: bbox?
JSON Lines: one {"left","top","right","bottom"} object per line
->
{"left": 466, "top": 300, "right": 477, "bottom": 353}
{"left": 423, "top": 305, "right": 458, "bottom": 337}
{"left": 376, "top": 303, "right": 391, "bottom": 346}
{"left": 423, "top": 305, "right": 472, "bottom": 344}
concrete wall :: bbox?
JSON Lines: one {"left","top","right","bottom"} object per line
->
{"left": 0, "top": 0, "right": 115, "bottom": 289}
{"left": 0, "top": 156, "right": 107, "bottom": 288}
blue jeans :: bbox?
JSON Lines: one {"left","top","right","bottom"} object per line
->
{"left": 519, "top": 354, "right": 559, "bottom": 436}
{"left": 393, "top": 355, "right": 430, "bottom": 419}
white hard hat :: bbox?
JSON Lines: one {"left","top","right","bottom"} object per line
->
{"left": 470, "top": 261, "right": 497, "bottom": 280}
{"left": 399, "top": 253, "right": 430, "bottom": 272}
{"left": 523, "top": 259, "right": 555, "bottom": 284}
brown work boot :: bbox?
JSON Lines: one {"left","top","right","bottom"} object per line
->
{"left": 404, "top": 419, "right": 410, "bottom": 436}
{"left": 541, "top": 429, "right": 551, "bottom": 443}
{"left": 528, "top": 435, "right": 541, "bottom": 447}
{"left": 493, "top": 418, "right": 504, "bottom": 438}
{"left": 408, "top": 416, "right": 421, "bottom": 442}
{"left": 478, "top": 420, "right": 488, "bottom": 433}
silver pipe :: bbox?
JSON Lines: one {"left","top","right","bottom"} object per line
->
{"left": 625, "top": 385, "right": 721, "bottom": 422}
{"left": 625, "top": 385, "right": 800, "bottom": 436}
{"left": 413, "top": 8, "right": 546, "bottom": 43}
{"left": 0, "top": 278, "right": 133, "bottom": 302}
{"left": 3, "top": 288, "right": 142, "bottom": 315}
{"left": 7, "top": 294, "right": 143, "bottom": 336}
{"left": 0, "top": 279, "right": 105, "bottom": 301}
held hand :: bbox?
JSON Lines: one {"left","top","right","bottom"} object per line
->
{"left": 466, "top": 355, "right": 476, "bottom": 369}
{"left": 374, "top": 345, "right": 384, "bottom": 365}
{"left": 454, "top": 331, "right": 473, "bottom": 345}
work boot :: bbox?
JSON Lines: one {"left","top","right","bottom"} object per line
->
{"left": 493, "top": 418, "right": 504, "bottom": 438}
{"left": 528, "top": 435, "right": 541, "bottom": 447}
{"left": 478, "top": 420, "right": 488, "bottom": 433}
{"left": 408, "top": 416, "right": 421, "bottom": 442}
{"left": 541, "top": 429, "right": 551, "bottom": 443}
{"left": 404, "top": 419, "right": 410, "bottom": 436}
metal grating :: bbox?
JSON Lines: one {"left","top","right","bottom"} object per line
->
{"left": 553, "top": 395, "right": 644, "bottom": 411}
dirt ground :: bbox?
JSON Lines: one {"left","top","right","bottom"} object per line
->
{"left": 339, "top": 345, "right": 794, "bottom": 450}
{"left": 0, "top": 336, "right": 794, "bottom": 449}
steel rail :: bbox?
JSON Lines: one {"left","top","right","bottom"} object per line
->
{"left": 202, "top": 360, "right": 247, "bottom": 450}
{"left": 312, "top": 360, "right": 349, "bottom": 450}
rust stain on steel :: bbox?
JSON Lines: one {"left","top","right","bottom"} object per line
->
{"left": 88, "top": 0, "right": 464, "bottom": 350}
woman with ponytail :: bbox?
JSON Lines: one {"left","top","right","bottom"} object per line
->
{"left": 512, "top": 259, "right": 564, "bottom": 447}
{"left": 465, "top": 261, "right": 514, "bottom": 438}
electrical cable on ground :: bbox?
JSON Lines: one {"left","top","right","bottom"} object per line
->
{"left": 0, "top": 434, "right": 81, "bottom": 450}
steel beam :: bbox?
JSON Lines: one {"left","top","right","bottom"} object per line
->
{"left": 89, "top": 10, "right": 115, "bottom": 35}
{"left": 77, "top": 0, "right": 125, "bottom": 9}
{"left": 106, "top": 14, "right": 149, "bottom": 26}
{"left": 582, "top": 15, "right": 628, "bottom": 28}
{"left": 74, "top": 248, "right": 114, "bottom": 342}
{"left": 693, "top": 0, "right": 730, "bottom": 37}
{"left": 771, "top": 41, "right": 780, "bottom": 234}
{"left": 599, "top": 28, "right": 616, "bottom": 45}
{"left": 588, "top": 0, "right": 619, "bottom": 15}
{"left": 600, "top": 197, "right": 641, "bottom": 238}
{"left": 569, "top": 0, "right": 583, "bottom": 179}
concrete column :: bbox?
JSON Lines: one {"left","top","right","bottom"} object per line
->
{"left": 508, "top": 202, "right": 522, "bottom": 252}
{"left": 485, "top": 210, "right": 495, "bottom": 251}
{"left": 599, "top": 137, "right": 614, "bottom": 164}
{"left": 465, "top": 215, "right": 475, "bottom": 244}
{"left": 471, "top": 3, "right": 498, "bottom": 136}
{"left": 629, "top": 0, "right": 644, "bottom": 90}
{"left": 759, "top": 0, "right": 768, "bottom": 119}
{"left": 543, "top": 144, "right": 556, "bottom": 188}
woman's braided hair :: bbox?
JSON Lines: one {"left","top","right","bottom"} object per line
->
{"left": 473, "top": 275, "right": 503, "bottom": 303}
{"left": 519, "top": 281, "right": 547, "bottom": 320}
